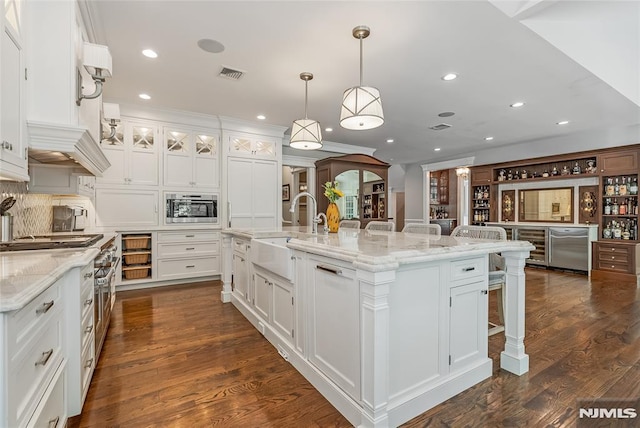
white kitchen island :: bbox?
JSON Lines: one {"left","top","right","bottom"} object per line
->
{"left": 220, "top": 227, "right": 534, "bottom": 427}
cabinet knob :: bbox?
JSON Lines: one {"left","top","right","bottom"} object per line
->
{"left": 1, "top": 140, "right": 12, "bottom": 150}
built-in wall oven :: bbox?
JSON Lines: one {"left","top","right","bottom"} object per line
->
{"left": 165, "top": 193, "right": 218, "bottom": 224}
{"left": 94, "top": 236, "right": 119, "bottom": 357}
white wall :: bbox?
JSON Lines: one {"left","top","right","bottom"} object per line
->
{"left": 404, "top": 163, "right": 424, "bottom": 221}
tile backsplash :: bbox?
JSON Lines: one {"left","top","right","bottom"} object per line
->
{"left": 1, "top": 182, "right": 53, "bottom": 237}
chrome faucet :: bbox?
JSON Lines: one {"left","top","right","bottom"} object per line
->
{"left": 289, "top": 191, "right": 328, "bottom": 235}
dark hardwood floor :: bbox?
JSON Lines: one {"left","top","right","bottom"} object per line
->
{"left": 69, "top": 268, "right": 640, "bottom": 427}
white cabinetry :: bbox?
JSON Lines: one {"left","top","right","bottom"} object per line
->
{"left": 227, "top": 157, "right": 278, "bottom": 228}
{"left": 28, "top": 164, "right": 95, "bottom": 198}
{"left": 164, "top": 128, "right": 219, "bottom": 189}
{"left": 228, "top": 133, "right": 277, "bottom": 159}
{"left": 0, "top": 273, "right": 67, "bottom": 428}
{"left": 97, "top": 119, "right": 159, "bottom": 186}
{"left": 232, "top": 238, "right": 251, "bottom": 303}
{"left": 63, "top": 262, "right": 95, "bottom": 416}
{"left": 252, "top": 269, "right": 295, "bottom": 343}
{"left": 95, "top": 188, "right": 159, "bottom": 228}
{"left": 225, "top": 131, "right": 281, "bottom": 229}
{"left": 307, "top": 256, "right": 360, "bottom": 401}
{"left": 156, "top": 230, "right": 220, "bottom": 280}
{"left": 449, "top": 280, "right": 487, "bottom": 372}
{"left": 0, "top": 0, "right": 28, "bottom": 181}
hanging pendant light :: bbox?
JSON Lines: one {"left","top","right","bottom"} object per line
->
{"left": 340, "top": 25, "right": 384, "bottom": 130}
{"left": 290, "top": 72, "right": 323, "bottom": 150}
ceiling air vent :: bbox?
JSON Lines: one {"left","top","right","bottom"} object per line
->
{"left": 428, "top": 123, "right": 452, "bottom": 131}
{"left": 219, "top": 66, "right": 245, "bottom": 80}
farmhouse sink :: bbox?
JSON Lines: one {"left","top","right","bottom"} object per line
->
{"left": 251, "top": 237, "right": 293, "bottom": 281}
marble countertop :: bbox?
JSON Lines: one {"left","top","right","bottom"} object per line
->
{"left": 0, "top": 247, "right": 98, "bottom": 312}
{"left": 224, "top": 227, "right": 535, "bottom": 272}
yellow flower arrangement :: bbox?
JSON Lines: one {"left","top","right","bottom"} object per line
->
{"left": 323, "top": 181, "right": 344, "bottom": 203}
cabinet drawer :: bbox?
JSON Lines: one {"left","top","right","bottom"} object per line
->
{"left": 80, "top": 280, "right": 94, "bottom": 320}
{"left": 598, "top": 244, "right": 632, "bottom": 257}
{"left": 8, "top": 280, "right": 62, "bottom": 352}
{"left": 596, "top": 260, "right": 632, "bottom": 273}
{"left": 81, "top": 304, "right": 94, "bottom": 352}
{"left": 450, "top": 257, "right": 486, "bottom": 282}
{"left": 157, "top": 256, "right": 220, "bottom": 280}
{"left": 9, "top": 310, "right": 64, "bottom": 428}
{"left": 598, "top": 251, "right": 629, "bottom": 263}
{"left": 157, "top": 230, "right": 219, "bottom": 243}
{"left": 28, "top": 362, "right": 67, "bottom": 428}
{"left": 233, "top": 239, "right": 249, "bottom": 255}
{"left": 157, "top": 241, "right": 219, "bottom": 258}
{"left": 81, "top": 334, "right": 96, "bottom": 395}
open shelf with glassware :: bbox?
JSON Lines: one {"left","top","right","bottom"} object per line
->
{"left": 601, "top": 174, "right": 638, "bottom": 241}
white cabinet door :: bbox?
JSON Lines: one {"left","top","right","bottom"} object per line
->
{"left": 0, "top": 22, "right": 27, "bottom": 180}
{"left": 308, "top": 257, "right": 360, "bottom": 401}
{"left": 252, "top": 160, "right": 278, "bottom": 228}
{"left": 165, "top": 129, "right": 219, "bottom": 188}
{"left": 232, "top": 251, "right": 249, "bottom": 302}
{"left": 253, "top": 271, "right": 271, "bottom": 321}
{"left": 227, "top": 157, "right": 278, "bottom": 229}
{"left": 95, "top": 189, "right": 159, "bottom": 227}
{"left": 449, "top": 280, "right": 487, "bottom": 372}
{"left": 97, "top": 120, "right": 158, "bottom": 186}
{"left": 272, "top": 278, "right": 294, "bottom": 342}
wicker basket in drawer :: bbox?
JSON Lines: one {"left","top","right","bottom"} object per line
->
{"left": 122, "top": 236, "right": 150, "bottom": 250}
{"left": 123, "top": 251, "right": 151, "bottom": 265}
{"left": 122, "top": 265, "right": 151, "bottom": 280}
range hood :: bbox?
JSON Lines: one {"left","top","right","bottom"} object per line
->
{"left": 27, "top": 121, "right": 111, "bottom": 177}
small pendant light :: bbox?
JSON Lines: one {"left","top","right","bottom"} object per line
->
{"left": 290, "top": 72, "right": 323, "bottom": 150}
{"left": 340, "top": 25, "right": 384, "bottom": 130}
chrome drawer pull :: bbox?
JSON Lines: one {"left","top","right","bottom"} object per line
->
{"left": 85, "top": 358, "right": 94, "bottom": 369}
{"left": 186, "top": 265, "right": 195, "bottom": 268}
{"left": 84, "top": 272, "right": 93, "bottom": 279}
{"left": 316, "top": 264, "right": 342, "bottom": 276}
{"left": 35, "top": 349, "right": 54, "bottom": 367}
{"left": 186, "top": 247, "right": 195, "bottom": 250}
{"left": 85, "top": 325, "right": 93, "bottom": 334}
{"left": 185, "top": 234, "right": 195, "bottom": 238}
{"left": 462, "top": 267, "right": 475, "bottom": 272}
{"left": 48, "top": 416, "right": 60, "bottom": 428}
{"left": 85, "top": 298, "right": 93, "bottom": 306}
{"left": 36, "top": 301, "right": 54, "bottom": 315}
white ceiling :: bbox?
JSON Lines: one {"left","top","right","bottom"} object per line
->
{"left": 87, "top": 0, "right": 640, "bottom": 165}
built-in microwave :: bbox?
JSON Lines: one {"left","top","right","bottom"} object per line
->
{"left": 165, "top": 193, "right": 218, "bottom": 224}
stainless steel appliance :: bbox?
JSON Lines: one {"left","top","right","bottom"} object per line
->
{"left": 165, "top": 193, "right": 218, "bottom": 224}
{"left": 0, "top": 233, "right": 103, "bottom": 251}
{"left": 94, "top": 236, "right": 119, "bottom": 357}
{"left": 53, "top": 205, "right": 87, "bottom": 231}
{"left": 548, "top": 227, "right": 589, "bottom": 271}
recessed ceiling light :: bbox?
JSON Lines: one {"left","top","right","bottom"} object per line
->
{"left": 434, "top": 147, "right": 441, "bottom": 152}
{"left": 386, "top": 139, "right": 394, "bottom": 143}
{"left": 485, "top": 136, "right": 494, "bottom": 141}
{"left": 557, "top": 120, "right": 569, "bottom": 125}
{"left": 142, "top": 49, "right": 158, "bottom": 58}
{"left": 139, "top": 93, "right": 151, "bottom": 100}
{"left": 257, "top": 115, "right": 266, "bottom": 120}
{"left": 442, "top": 73, "right": 458, "bottom": 81}
{"left": 325, "top": 127, "right": 333, "bottom": 132}
{"left": 510, "top": 101, "right": 525, "bottom": 108}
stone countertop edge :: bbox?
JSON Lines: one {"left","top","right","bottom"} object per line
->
{"left": 485, "top": 222, "right": 599, "bottom": 228}
{"left": 286, "top": 238, "right": 535, "bottom": 273}
{"left": 0, "top": 248, "right": 99, "bottom": 312}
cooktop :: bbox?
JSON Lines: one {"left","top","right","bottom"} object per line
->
{"left": 0, "top": 233, "right": 104, "bottom": 252}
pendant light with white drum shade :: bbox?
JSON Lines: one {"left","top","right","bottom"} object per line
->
{"left": 340, "top": 26, "right": 384, "bottom": 130}
{"left": 290, "top": 72, "right": 323, "bottom": 150}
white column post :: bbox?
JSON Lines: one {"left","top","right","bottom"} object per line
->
{"left": 500, "top": 249, "right": 530, "bottom": 375}
{"left": 358, "top": 269, "right": 394, "bottom": 427}
{"left": 220, "top": 233, "right": 233, "bottom": 303}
